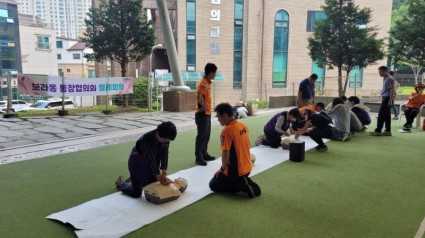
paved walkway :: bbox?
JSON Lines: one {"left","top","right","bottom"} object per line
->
{"left": 0, "top": 108, "right": 283, "bottom": 165}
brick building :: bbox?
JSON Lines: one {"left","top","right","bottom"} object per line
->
{"left": 172, "top": 0, "right": 392, "bottom": 103}
{"left": 95, "top": 0, "right": 392, "bottom": 105}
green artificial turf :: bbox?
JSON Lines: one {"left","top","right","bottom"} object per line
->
{"left": 0, "top": 115, "right": 424, "bottom": 238}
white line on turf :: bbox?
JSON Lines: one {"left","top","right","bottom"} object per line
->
{"left": 414, "top": 216, "right": 425, "bottom": 238}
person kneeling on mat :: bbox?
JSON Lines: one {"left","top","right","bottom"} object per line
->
{"left": 209, "top": 103, "right": 261, "bottom": 198}
{"left": 115, "top": 121, "right": 177, "bottom": 198}
{"left": 255, "top": 108, "right": 302, "bottom": 148}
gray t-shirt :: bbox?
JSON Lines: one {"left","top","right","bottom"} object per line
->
{"left": 327, "top": 104, "right": 351, "bottom": 133}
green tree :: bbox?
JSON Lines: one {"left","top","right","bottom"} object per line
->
{"left": 308, "top": 0, "right": 385, "bottom": 96}
{"left": 392, "top": 0, "right": 408, "bottom": 9}
{"left": 113, "top": 77, "right": 159, "bottom": 109}
{"left": 389, "top": 0, "right": 425, "bottom": 83}
{"left": 82, "top": 0, "right": 155, "bottom": 106}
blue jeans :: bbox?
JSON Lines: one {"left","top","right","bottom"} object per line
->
{"left": 391, "top": 102, "right": 398, "bottom": 117}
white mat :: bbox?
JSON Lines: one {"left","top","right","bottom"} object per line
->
{"left": 47, "top": 136, "right": 320, "bottom": 238}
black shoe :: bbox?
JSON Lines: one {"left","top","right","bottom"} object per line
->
{"left": 239, "top": 177, "right": 257, "bottom": 198}
{"left": 316, "top": 145, "right": 328, "bottom": 152}
{"left": 246, "top": 177, "right": 261, "bottom": 197}
{"left": 195, "top": 160, "right": 207, "bottom": 166}
{"left": 204, "top": 155, "right": 216, "bottom": 161}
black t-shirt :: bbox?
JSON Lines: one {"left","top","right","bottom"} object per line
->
{"left": 309, "top": 113, "right": 331, "bottom": 129}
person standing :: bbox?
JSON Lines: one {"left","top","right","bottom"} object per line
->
{"left": 195, "top": 63, "right": 217, "bottom": 166}
{"left": 297, "top": 74, "right": 318, "bottom": 108}
{"left": 370, "top": 66, "right": 395, "bottom": 136}
{"left": 209, "top": 103, "right": 261, "bottom": 198}
{"left": 115, "top": 121, "right": 177, "bottom": 198}
{"left": 389, "top": 70, "right": 400, "bottom": 120}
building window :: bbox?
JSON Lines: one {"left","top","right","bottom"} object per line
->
{"left": 73, "top": 53, "right": 81, "bottom": 59}
{"left": 233, "top": 0, "right": 244, "bottom": 89}
{"left": 186, "top": 0, "right": 195, "bottom": 34}
{"left": 272, "top": 10, "right": 289, "bottom": 88}
{"left": 57, "top": 54, "right": 61, "bottom": 60}
{"left": 186, "top": 0, "right": 196, "bottom": 71}
{"left": 56, "top": 40, "right": 63, "bottom": 48}
{"left": 88, "top": 69, "right": 96, "bottom": 78}
{"left": 306, "top": 11, "right": 325, "bottom": 32}
{"left": 36, "top": 36, "right": 50, "bottom": 49}
{"left": 0, "top": 9, "right": 8, "bottom": 17}
{"left": 58, "top": 69, "right": 63, "bottom": 76}
{"left": 67, "top": 69, "right": 71, "bottom": 73}
{"left": 312, "top": 60, "right": 325, "bottom": 87}
{"left": 349, "top": 67, "right": 363, "bottom": 88}
{"left": 187, "top": 39, "right": 196, "bottom": 71}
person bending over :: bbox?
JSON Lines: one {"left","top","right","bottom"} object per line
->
{"left": 327, "top": 97, "right": 352, "bottom": 141}
{"left": 255, "top": 108, "right": 302, "bottom": 148}
{"left": 115, "top": 121, "right": 177, "bottom": 198}
{"left": 209, "top": 103, "right": 261, "bottom": 198}
{"left": 348, "top": 96, "right": 371, "bottom": 127}
{"left": 294, "top": 112, "right": 333, "bottom": 152}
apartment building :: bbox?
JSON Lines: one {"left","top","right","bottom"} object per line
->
{"left": 56, "top": 37, "right": 95, "bottom": 78}
{"left": 0, "top": 0, "right": 21, "bottom": 76}
{"left": 16, "top": 0, "right": 91, "bottom": 39}
{"left": 19, "top": 13, "right": 58, "bottom": 75}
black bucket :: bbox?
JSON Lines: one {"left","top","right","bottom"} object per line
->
{"left": 289, "top": 141, "right": 305, "bottom": 162}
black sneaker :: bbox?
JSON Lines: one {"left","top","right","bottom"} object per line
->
{"left": 240, "top": 177, "right": 256, "bottom": 198}
{"left": 316, "top": 145, "right": 328, "bottom": 152}
{"left": 204, "top": 155, "right": 216, "bottom": 161}
{"left": 195, "top": 159, "right": 207, "bottom": 166}
{"left": 246, "top": 177, "right": 261, "bottom": 197}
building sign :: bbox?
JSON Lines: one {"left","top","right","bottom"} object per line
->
{"left": 17, "top": 74, "right": 134, "bottom": 96}
{"left": 210, "top": 26, "right": 220, "bottom": 37}
{"left": 210, "top": 43, "right": 220, "bottom": 54}
{"left": 210, "top": 0, "right": 221, "bottom": 54}
{"left": 210, "top": 9, "right": 220, "bottom": 21}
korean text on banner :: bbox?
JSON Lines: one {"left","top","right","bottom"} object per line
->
{"left": 17, "top": 74, "right": 134, "bottom": 96}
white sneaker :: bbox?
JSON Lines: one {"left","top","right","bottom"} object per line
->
{"left": 255, "top": 135, "right": 264, "bottom": 146}
{"left": 342, "top": 132, "right": 352, "bottom": 142}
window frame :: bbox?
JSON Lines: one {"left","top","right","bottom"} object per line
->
{"left": 272, "top": 10, "right": 289, "bottom": 88}
{"left": 36, "top": 35, "right": 50, "bottom": 49}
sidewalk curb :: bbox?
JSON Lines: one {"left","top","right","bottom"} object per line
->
{"left": 0, "top": 107, "right": 288, "bottom": 165}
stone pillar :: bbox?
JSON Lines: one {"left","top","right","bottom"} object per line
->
{"left": 163, "top": 90, "right": 196, "bottom": 112}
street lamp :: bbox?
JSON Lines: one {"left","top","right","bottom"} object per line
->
{"left": 148, "top": 44, "right": 163, "bottom": 111}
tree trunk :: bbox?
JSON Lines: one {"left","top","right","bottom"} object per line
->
{"left": 337, "top": 67, "right": 343, "bottom": 96}
{"left": 342, "top": 71, "right": 350, "bottom": 96}
{"left": 121, "top": 61, "right": 128, "bottom": 107}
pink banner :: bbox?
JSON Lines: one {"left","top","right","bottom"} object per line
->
{"left": 17, "top": 74, "right": 134, "bottom": 96}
